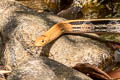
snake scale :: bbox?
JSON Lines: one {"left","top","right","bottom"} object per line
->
{"left": 34, "top": 19, "right": 120, "bottom": 47}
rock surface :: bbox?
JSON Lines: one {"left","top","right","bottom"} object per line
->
{"left": 0, "top": 0, "right": 113, "bottom": 69}
{"left": 16, "top": 0, "right": 48, "bottom": 12}
{"left": 0, "top": 0, "right": 114, "bottom": 80}
{"left": 7, "top": 57, "right": 92, "bottom": 80}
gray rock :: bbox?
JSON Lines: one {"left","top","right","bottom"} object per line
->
{"left": 0, "top": 0, "right": 92, "bottom": 80}
{"left": 48, "top": 35, "right": 113, "bottom": 68}
{"left": 0, "top": 0, "right": 113, "bottom": 80}
{"left": 7, "top": 57, "right": 92, "bottom": 80}
{"left": 0, "top": 0, "right": 113, "bottom": 69}
{"left": 0, "top": 0, "right": 34, "bottom": 37}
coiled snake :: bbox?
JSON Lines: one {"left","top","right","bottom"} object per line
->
{"left": 34, "top": 19, "right": 120, "bottom": 47}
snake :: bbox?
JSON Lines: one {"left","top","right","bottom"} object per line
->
{"left": 34, "top": 19, "right": 120, "bottom": 47}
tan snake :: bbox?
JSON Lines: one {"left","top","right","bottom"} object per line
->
{"left": 34, "top": 19, "right": 120, "bottom": 47}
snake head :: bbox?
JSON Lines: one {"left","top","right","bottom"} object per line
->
{"left": 34, "top": 35, "right": 49, "bottom": 47}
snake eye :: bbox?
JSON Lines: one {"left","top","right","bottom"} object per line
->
{"left": 41, "top": 40, "right": 44, "bottom": 43}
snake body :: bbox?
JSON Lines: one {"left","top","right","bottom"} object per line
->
{"left": 35, "top": 19, "right": 120, "bottom": 47}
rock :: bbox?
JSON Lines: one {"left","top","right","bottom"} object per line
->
{"left": 48, "top": 34, "right": 113, "bottom": 68}
{"left": 16, "top": 0, "right": 48, "bottom": 12}
{"left": 3, "top": 11, "right": 67, "bottom": 69}
{"left": 7, "top": 57, "right": 92, "bottom": 80}
{"left": 0, "top": 35, "right": 3, "bottom": 53}
{"left": 0, "top": 0, "right": 113, "bottom": 79}
{"left": 0, "top": 33, "right": 5, "bottom": 65}
{"left": 0, "top": 0, "right": 113, "bottom": 70}
{"left": 0, "top": 0, "right": 34, "bottom": 37}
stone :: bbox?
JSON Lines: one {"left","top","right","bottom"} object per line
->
{"left": 0, "top": 0, "right": 113, "bottom": 79}
{"left": 16, "top": 0, "right": 48, "bottom": 12}
{"left": 0, "top": 0, "right": 113, "bottom": 70}
{"left": 7, "top": 57, "right": 92, "bottom": 80}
